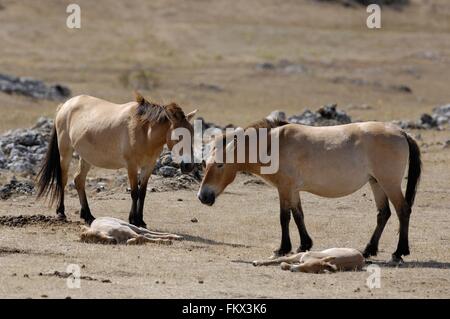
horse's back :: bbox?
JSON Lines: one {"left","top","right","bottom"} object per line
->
{"left": 55, "top": 95, "right": 137, "bottom": 168}
{"left": 275, "top": 122, "right": 408, "bottom": 196}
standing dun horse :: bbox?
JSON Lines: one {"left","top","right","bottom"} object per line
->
{"left": 37, "top": 92, "right": 197, "bottom": 227}
{"left": 198, "top": 119, "right": 421, "bottom": 262}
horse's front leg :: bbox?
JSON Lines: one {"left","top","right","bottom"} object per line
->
{"left": 127, "top": 165, "right": 141, "bottom": 227}
{"left": 291, "top": 196, "right": 313, "bottom": 252}
{"left": 272, "top": 192, "right": 293, "bottom": 258}
{"left": 135, "top": 165, "right": 153, "bottom": 228}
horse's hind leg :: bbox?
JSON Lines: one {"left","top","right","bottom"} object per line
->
{"left": 378, "top": 182, "right": 411, "bottom": 262}
{"left": 56, "top": 134, "right": 72, "bottom": 219}
{"left": 363, "top": 178, "right": 392, "bottom": 258}
{"left": 74, "top": 158, "right": 95, "bottom": 225}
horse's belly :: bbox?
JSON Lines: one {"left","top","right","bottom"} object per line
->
{"left": 300, "top": 164, "right": 369, "bottom": 198}
{"left": 71, "top": 131, "right": 127, "bottom": 169}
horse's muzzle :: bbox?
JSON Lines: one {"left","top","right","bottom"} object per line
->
{"left": 198, "top": 190, "right": 215, "bottom": 206}
{"left": 180, "top": 161, "right": 194, "bottom": 174}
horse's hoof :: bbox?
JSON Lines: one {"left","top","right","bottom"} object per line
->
{"left": 84, "top": 217, "right": 95, "bottom": 226}
{"left": 56, "top": 213, "right": 67, "bottom": 221}
{"left": 280, "top": 262, "right": 291, "bottom": 271}
{"left": 389, "top": 255, "right": 404, "bottom": 265}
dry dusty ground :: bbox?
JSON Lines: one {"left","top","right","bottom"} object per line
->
{"left": 0, "top": 0, "right": 449, "bottom": 298}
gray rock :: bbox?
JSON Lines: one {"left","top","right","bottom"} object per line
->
{"left": 288, "top": 104, "right": 351, "bottom": 126}
{"left": 393, "top": 103, "right": 450, "bottom": 130}
{"left": 0, "top": 117, "right": 53, "bottom": 174}
{"left": 0, "top": 73, "right": 71, "bottom": 101}
{"left": 158, "top": 166, "right": 178, "bottom": 178}
{"left": 266, "top": 110, "right": 287, "bottom": 122}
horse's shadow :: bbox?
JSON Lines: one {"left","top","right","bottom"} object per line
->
{"left": 165, "top": 231, "right": 252, "bottom": 249}
{"left": 367, "top": 260, "right": 450, "bottom": 269}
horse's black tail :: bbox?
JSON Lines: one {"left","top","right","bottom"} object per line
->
{"left": 402, "top": 131, "right": 422, "bottom": 208}
{"left": 36, "top": 125, "right": 63, "bottom": 205}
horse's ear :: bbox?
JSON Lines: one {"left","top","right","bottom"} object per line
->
{"left": 134, "top": 90, "right": 147, "bottom": 105}
{"left": 186, "top": 109, "right": 198, "bottom": 122}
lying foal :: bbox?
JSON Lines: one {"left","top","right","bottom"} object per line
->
{"left": 253, "top": 248, "right": 365, "bottom": 273}
{"left": 80, "top": 217, "right": 182, "bottom": 245}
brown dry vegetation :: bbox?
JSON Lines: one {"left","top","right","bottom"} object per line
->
{"left": 0, "top": 0, "right": 449, "bottom": 298}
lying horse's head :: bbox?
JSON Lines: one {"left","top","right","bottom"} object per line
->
{"left": 135, "top": 92, "right": 197, "bottom": 173}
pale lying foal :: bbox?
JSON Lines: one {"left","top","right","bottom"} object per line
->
{"left": 253, "top": 248, "right": 365, "bottom": 273}
{"left": 80, "top": 217, "right": 183, "bottom": 245}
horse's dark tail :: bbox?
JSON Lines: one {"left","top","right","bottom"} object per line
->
{"left": 402, "top": 131, "right": 422, "bottom": 208}
{"left": 36, "top": 125, "right": 63, "bottom": 205}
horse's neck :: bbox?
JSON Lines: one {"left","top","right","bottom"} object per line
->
{"left": 148, "top": 122, "right": 170, "bottom": 146}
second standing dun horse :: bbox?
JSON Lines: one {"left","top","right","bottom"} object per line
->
{"left": 37, "top": 92, "right": 197, "bottom": 227}
{"left": 198, "top": 119, "right": 421, "bottom": 263}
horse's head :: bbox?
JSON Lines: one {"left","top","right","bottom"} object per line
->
{"left": 134, "top": 92, "right": 197, "bottom": 174}
{"left": 197, "top": 138, "right": 238, "bottom": 206}
{"left": 163, "top": 103, "right": 197, "bottom": 174}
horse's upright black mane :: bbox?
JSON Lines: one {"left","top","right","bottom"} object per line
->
{"left": 134, "top": 92, "right": 185, "bottom": 125}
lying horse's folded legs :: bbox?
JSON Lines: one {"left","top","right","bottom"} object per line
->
{"left": 253, "top": 252, "right": 304, "bottom": 267}
{"left": 126, "top": 235, "right": 172, "bottom": 245}
{"left": 142, "top": 233, "right": 183, "bottom": 240}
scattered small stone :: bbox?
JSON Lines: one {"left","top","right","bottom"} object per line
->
{"left": 41, "top": 295, "right": 48, "bottom": 298}
{"left": 196, "top": 83, "right": 224, "bottom": 92}
{"left": 198, "top": 280, "right": 204, "bottom": 284}
{"left": 0, "top": 177, "right": 34, "bottom": 200}
{"left": 177, "top": 198, "right": 183, "bottom": 201}
{"left": 191, "top": 217, "right": 198, "bottom": 223}
{"left": 23, "top": 274, "right": 29, "bottom": 278}
{"left": 256, "top": 59, "right": 307, "bottom": 74}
